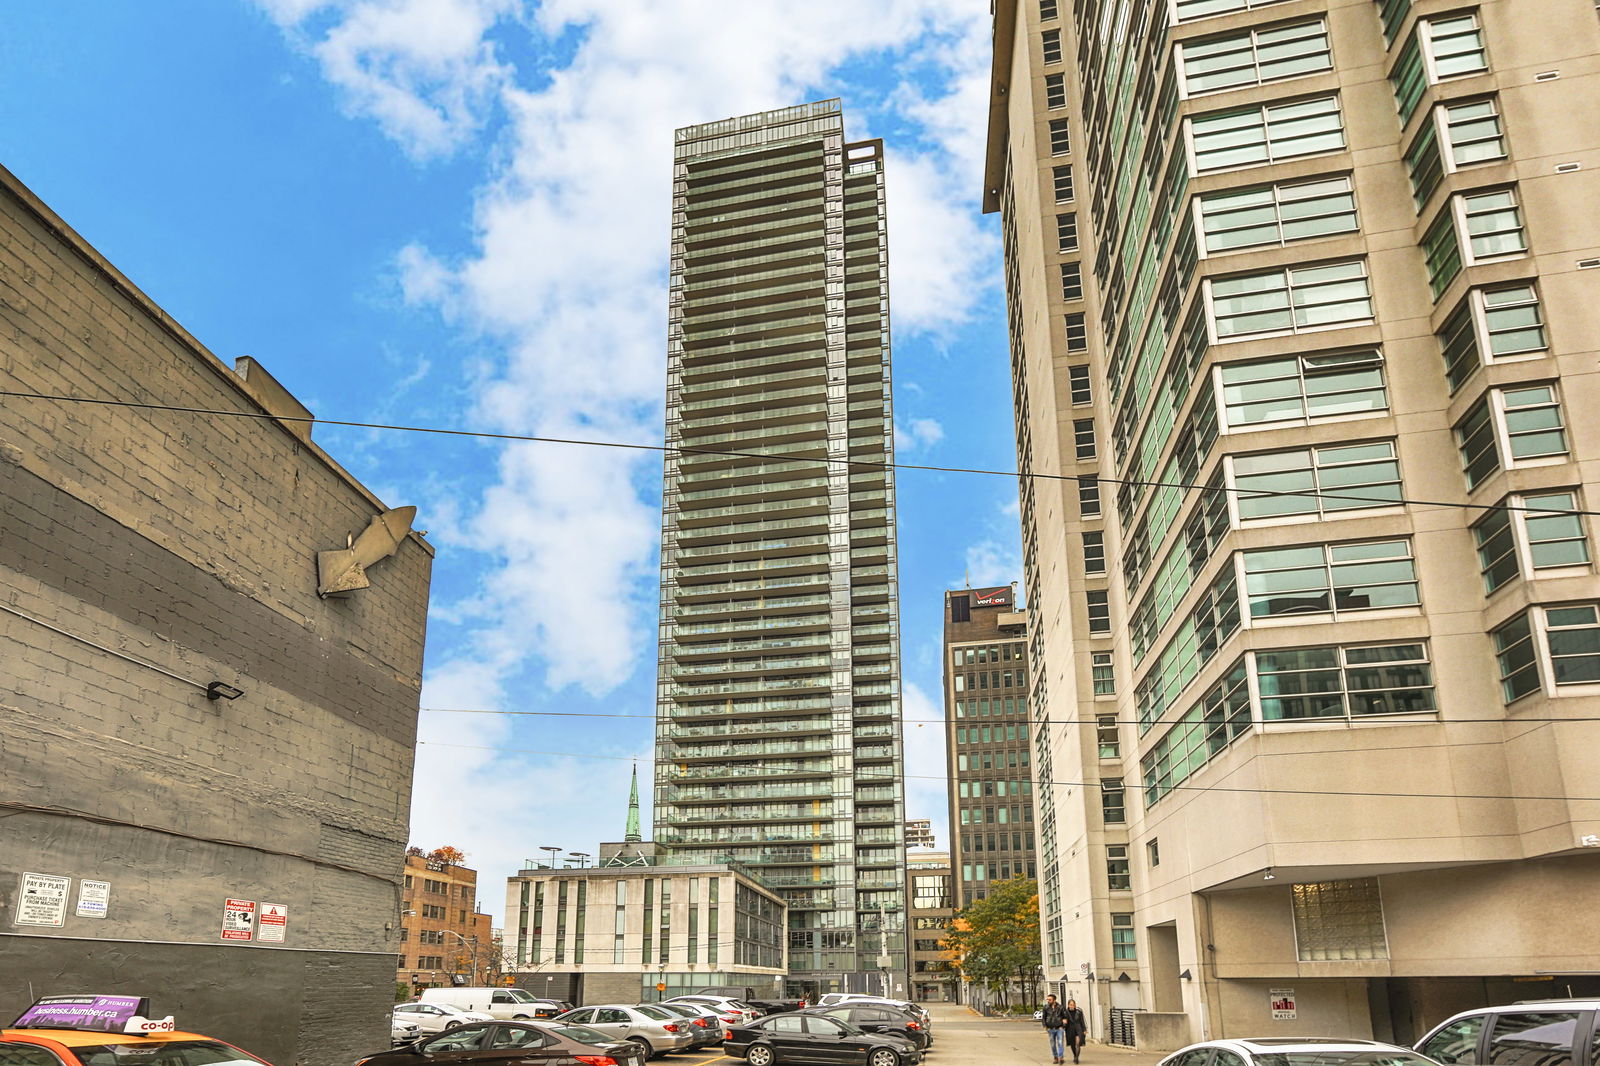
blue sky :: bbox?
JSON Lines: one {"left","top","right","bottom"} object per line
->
{"left": 1, "top": 0, "right": 1021, "bottom": 919}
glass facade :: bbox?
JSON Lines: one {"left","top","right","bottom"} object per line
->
{"left": 655, "top": 100, "right": 906, "bottom": 990}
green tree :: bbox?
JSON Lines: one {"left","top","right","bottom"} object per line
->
{"left": 941, "top": 876, "right": 1041, "bottom": 1009}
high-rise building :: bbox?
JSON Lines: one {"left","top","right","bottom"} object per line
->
{"left": 942, "top": 586, "right": 1035, "bottom": 907}
{"left": 905, "top": 850, "right": 957, "bottom": 1002}
{"left": 984, "top": 0, "right": 1600, "bottom": 1045}
{"left": 653, "top": 99, "right": 908, "bottom": 994}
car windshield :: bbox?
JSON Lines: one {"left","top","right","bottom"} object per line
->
{"left": 503, "top": 990, "right": 540, "bottom": 1004}
{"left": 635, "top": 1007, "right": 673, "bottom": 1022}
{"left": 550, "top": 1026, "right": 613, "bottom": 1046}
{"left": 1256, "top": 1053, "right": 1438, "bottom": 1066}
{"left": 72, "top": 1042, "right": 266, "bottom": 1066}
{"left": 727, "top": 1001, "right": 755, "bottom": 1010}
{"left": 657, "top": 1006, "right": 696, "bottom": 1017}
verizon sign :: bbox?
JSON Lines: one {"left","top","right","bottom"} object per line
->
{"left": 971, "top": 586, "right": 1012, "bottom": 607}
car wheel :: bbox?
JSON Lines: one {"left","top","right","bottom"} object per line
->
{"left": 629, "top": 1037, "right": 656, "bottom": 1060}
{"left": 869, "top": 1049, "right": 899, "bottom": 1066}
{"left": 746, "top": 1044, "right": 775, "bottom": 1066}
{"left": 444, "top": 1022, "right": 460, "bottom": 1031}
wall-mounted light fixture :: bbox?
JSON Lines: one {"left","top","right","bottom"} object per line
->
{"left": 206, "top": 681, "right": 244, "bottom": 701}
{"left": 1179, "top": 969, "right": 1193, "bottom": 981}
{"left": 1262, "top": 868, "right": 1277, "bottom": 881}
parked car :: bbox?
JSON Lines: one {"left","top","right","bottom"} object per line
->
{"left": 664, "top": 995, "right": 761, "bottom": 1025}
{"left": 696, "top": 987, "right": 806, "bottom": 1013}
{"left": 418, "top": 987, "right": 562, "bottom": 1020}
{"left": 807, "top": 1005, "right": 931, "bottom": 1050}
{"left": 814, "top": 995, "right": 930, "bottom": 1025}
{"left": 1415, "top": 999, "right": 1600, "bottom": 1066}
{"left": 354, "top": 1021, "right": 645, "bottom": 1066}
{"left": 723, "top": 1013, "right": 922, "bottom": 1066}
{"left": 393, "top": 1002, "right": 495, "bottom": 1034}
{"left": 1159, "top": 1038, "right": 1439, "bottom": 1066}
{"left": 653, "top": 1003, "right": 723, "bottom": 1048}
{"left": 552, "top": 1005, "right": 697, "bottom": 1058}
{"left": 390, "top": 1018, "right": 422, "bottom": 1047}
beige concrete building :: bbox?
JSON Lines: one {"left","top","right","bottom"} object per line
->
{"left": 653, "top": 99, "right": 909, "bottom": 993}
{"left": 983, "top": 0, "right": 1600, "bottom": 1047}
{"left": 503, "top": 861, "right": 787, "bottom": 1005}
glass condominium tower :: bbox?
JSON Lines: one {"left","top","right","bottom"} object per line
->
{"left": 654, "top": 99, "right": 909, "bottom": 994}
{"left": 986, "top": 0, "right": 1600, "bottom": 1042}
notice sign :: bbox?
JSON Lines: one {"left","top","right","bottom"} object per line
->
{"left": 221, "top": 898, "right": 256, "bottom": 941}
{"left": 1271, "top": 988, "right": 1297, "bottom": 1020}
{"left": 258, "top": 903, "right": 287, "bottom": 943}
{"left": 15, "top": 873, "right": 71, "bottom": 927}
{"left": 76, "top": 880, "right": 110, "bottom": 919}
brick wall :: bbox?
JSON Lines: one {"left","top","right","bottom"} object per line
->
{"left": 0, "top": 163, "right": 432, "bottom": 1066}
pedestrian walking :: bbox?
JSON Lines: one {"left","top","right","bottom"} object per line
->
{"left": 1064, "top": 998, "right": 1087, "bottom": 1064}
{"left": 1040, "top": 994, "right": 1068, "bottom": 1064}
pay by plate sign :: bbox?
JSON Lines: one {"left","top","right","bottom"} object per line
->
{"left": 221, "top": 899, "right": 256, "bottom": 941}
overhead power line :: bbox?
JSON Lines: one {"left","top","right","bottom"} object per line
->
{"left": 2, "top": 389, "right": 1596, "bottom": 518}
{"left": 415, "top": 739, "right": 1600, "bottom": 804}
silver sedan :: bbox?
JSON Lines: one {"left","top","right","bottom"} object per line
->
{"left": 552, "top": 1004, "right": 698, "bottom": 1059}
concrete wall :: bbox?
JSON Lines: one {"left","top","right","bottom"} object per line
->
{"left": 0, "top": 163, "right": 432, "bottom": 1066}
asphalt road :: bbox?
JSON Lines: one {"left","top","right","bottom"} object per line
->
{"left": 648, "top": 1003, "right": 1170, "bottom": 1066}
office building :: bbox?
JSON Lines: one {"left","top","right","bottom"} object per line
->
{"left": 653, "top": 99, "right": 908, "bottom": 994}
{"left": 400, "top": 850, "right": 496, "bottom": 992}
{"left": 905, "top": 819, "right": 936, "bottom": 849}
{"left": 906, "top": 851, "right": 957, "bottom": 1002}
{"left": 942, "top": 587, "right": 1036, "bottom": 907}
{"left": 0, "top": 164, "right": 432, "bottom": 1066}
{"left": 984, "top": 0, "right": 1600, "bottom": 1046}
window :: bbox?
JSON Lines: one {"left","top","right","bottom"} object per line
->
{"left": 1198, "top": 175, "right": 1357, "bottom": 254}
{"left": 1456, "top": 385, "right": 1569, "bottom": 490}
{"left": 1087, "top": 590, "right": 1111, "bottom": 633}
{"left": 1461, "top": 188, "right": 1527, "bottom": 261}
{"left": 1040, "top": 0, "right": 1058, "bottom": 19}
{"left": 1146, "top": 838, "right": 1160, "bottom": 866}
{"left": 1096, "top": 711, "right": 1119, "bottom": 751}
{"left": 951, "top": 595, "right": 971, "bottom": 623}
{"left": 1494, "top": 612, "right": 1539, "bottom": 702}
{"left": 1042, "top": 28, "right": 1063, "bottom": 64}
{"left": 1243, "top": 539, "right": 1419, "bottom": 619}
{"left": 1219, "top": 350, "right": 1387, "bottom": 428}
{"left": 1487, "top": 1012, "right": 1583, "bottom": 1066}
{"left": 1476, "top": 492, "right": 1589, "bottom": 593}
{"left": 1079, "top": 478, "right": 1102, "bottom": 517}
{"left": 1231, "top": 441, "right": 1401, "bottom": 522}
{"left": 1083, "top": 531, "right": 1106, "bottom": 574}
{"left": 1057, "top": 212, "right": 1079, "bottom": 252}
{"left": 1074, "top": 418, "right": 1096, "bottom": 460}
{"left": 1053, "top": 165, "right": 1075, "bottom": 202}
{"left": 1438, "top": 284, "right": 1548, "bottom": 392}
{"left": 1208, "top": 259, "right": 1372, "bottom": 340}
{"left": 1049, "top": 117, "right": 1070, "bottom": 154}
{"left": 1069, "top": 364, "right": 1092, "bottom": 404}
{"left": 1545, "top": 605, "right": 1600, "bottom": 686}
{"left": 1180, "top": 20, "right": 1331, "bottom": 96}
{"left": 1419, "top": 1016, "right": 1486, "bottom": 1066}
{"left": 1142, "top": 664, "right": 1250, "bottom": 804}
{"left": 1173, "top": 0, "right": 1290, "bottom": 23}
{"left": 1442, "top": 98, "right": 1506, "bottom": 166}
{"left": 1064, "top": 312, "right": 1089, "bottom": 352}
{"left": 1101, "top": 777, "right": 1126, "bottom": 823}
{"left": 1377, "top": 0, "right": 1411, "bottom": 43}
{"left": 1045, "top": 73, "right": 1067, "bottom": 109}
{"left": 1060, "top": 262, "right": 1083, "bottom": 301}
{"left": 1255, "top": 642, "right": 1435, "bottom": 720}
{"left": 1292, "top": 878, "right": 1388, "bottom": 960}
{"left": 1107, "top": 845, "right": 1130, "bottom": 890}
{"left": 1404, "top": 123, "right": 1444, "bottom": 207}
{"left": 1421, "top": 209, "right": 1462, "bottom": 298}
{"left": 1390, "top": 38, "right": 1427, "bottom": 123}
{"left": 1423, "top": 13, "right": 1488, "bottom": 79}
{"left": 1111, "top": 913, "right": 1136, "bottom": 960}
{"left": 1188, "top": 95, "right": 1344, "bottom": 173}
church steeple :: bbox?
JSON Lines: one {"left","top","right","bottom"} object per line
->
{"left": 624, "top": 762, "right": 642, "bottom": 843}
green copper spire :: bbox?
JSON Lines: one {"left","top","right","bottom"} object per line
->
{"left": 624, "top": 762, "right": 642, "bottom": 842}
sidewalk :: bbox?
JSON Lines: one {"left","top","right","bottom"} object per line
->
{"left": 923, "top": 1003, "right": 1167, "bottom": 1066}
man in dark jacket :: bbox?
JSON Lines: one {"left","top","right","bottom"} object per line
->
{"left": 1064, "top": 998, "right": 1088, "bottom": 1064}
{"left": 1041, "top": 994, "right": 1068, "bottom": 1064}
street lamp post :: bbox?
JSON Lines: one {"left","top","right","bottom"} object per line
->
{"left": 539, "top": 846, "right": 562, "bottom": 869}
{"left": 443, "top": 930, "right": 480, "bottom": 985}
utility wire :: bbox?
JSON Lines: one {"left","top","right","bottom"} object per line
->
{"left": 418, "top": 706, "right": 1600, "bottom": 726}
{"left": 2, "top": 389, "right": 1595, "bottom": 518}
{"left": 415, "top": 740, "right": 1600, "bottom": 804}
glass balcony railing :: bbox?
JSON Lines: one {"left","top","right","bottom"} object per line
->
{"left": 671, "top": 655, "right": 831, "bottom": 677}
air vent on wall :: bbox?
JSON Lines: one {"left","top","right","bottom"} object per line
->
{"left": 1534, "top": 70, "right": 1561, "bottom": 81}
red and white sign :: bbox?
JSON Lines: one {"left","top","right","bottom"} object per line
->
{"left": 258, "top": 903, "right": 288, "bottom": 943}
{"left": 972, "top": 586, "right": 1012, "bottom": 607}
{"left": 221, "top": 899, "right": 256, "bottom": 941}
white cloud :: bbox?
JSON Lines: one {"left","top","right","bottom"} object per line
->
{"left": 894, "top": 416, "right": 945, "bottom": 452}
{"left": 964, "top": 539, "right": 1022, "bottom": 589}
{"left": 901, "top": 682, "right": 949, "bottom": 850}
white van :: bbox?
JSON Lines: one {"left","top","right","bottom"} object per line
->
{"left": 418, "top": 987, "right": 561, "bottom": 1020}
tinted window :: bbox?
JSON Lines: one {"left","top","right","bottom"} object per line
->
{"left": 596, "top": 1009, "right": 629, "bottom": 1024}
{"left": 563, "top": 1009, "right": 593, "bottom": 1024}
{"left": 1487, "top": 1013, "right": 1581, "bottom": 1066}
{"left": 636, "top": 1007, "right": 673, "bottom": 1022}
{"left": 489, "top": 1027, "right": 550, "bottom": 1050}
{"left": 807, "top": 1018, "right": 851, "bottom": 1036}
{"left": 71, "top": 1043, "right": 264, "bottom": 1066}
{"left": 1216, "top": 1053, "right": 1248, "bottom": 1066}
{"left": 551, "top": 1025, "right": 614, "bottom": 1046}
{"left": 0, "top": 1046, "right": 67, "bottom": 1066}
{"left": 767, "top": 1016, "right": 805, "bottom": 1034}
{"left": 420, "top": 1027, "right": 490, "bottom": 1054}
{"left": 1423, "top": 1016, "right": 1488, "bottom": 1065}
{"left": 491, "top": 991, "right": 514, "bottom": 1003}
{"left": 1168, "top": 1051, "right": 1211, "bottom": 1066}
{"left": 1256, "top": 1053, "right": 1438, "bottom": 1066}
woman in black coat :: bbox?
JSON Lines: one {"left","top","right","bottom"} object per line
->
{"left": 1064, "top": 999, "right": 1088, "bottom": 1064}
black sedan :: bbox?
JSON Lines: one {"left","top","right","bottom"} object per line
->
{"left": 356, "top": 1020, "right": 646, "bottom": 1066}
{"left": 724, "top": 1013, "right": 921, "bottom": 1066}
{"left": 806, "top": 1006, "right": 931, "bottom": 1050}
